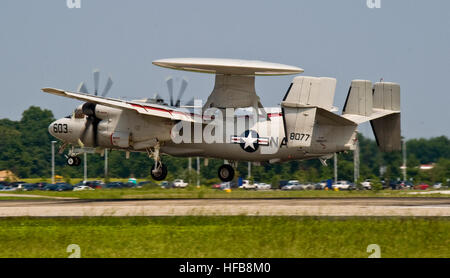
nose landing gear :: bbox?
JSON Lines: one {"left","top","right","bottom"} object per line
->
{"left": 66, "top": 156, "right": 81, "bottom": 166}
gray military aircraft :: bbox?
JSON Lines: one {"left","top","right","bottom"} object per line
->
{"left": 43, "top": 58, "right": 401, "bottom": 181}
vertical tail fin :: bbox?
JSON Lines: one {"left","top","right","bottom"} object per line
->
{"left": 342, "top": 80, "right": 401, "bottom": 152}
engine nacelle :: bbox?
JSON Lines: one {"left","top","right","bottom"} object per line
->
{"left": 111, "top": 131, "right": 130, "bottom": 148}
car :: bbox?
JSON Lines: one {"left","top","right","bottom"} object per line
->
{"left": 0, "top": 181, "right": 10, "bottom": 187}
{"left": 300, "top": 183, "right": 315, "bottom": 190}
{"left": 55, "top": 183, "right": 73, "bottom": 191}
{"left": 332, "top": 180, "right": 352, "bottom": 190}
{"left": 160, "top": 181, "right": 171, "bottom": 189}
{"left": 105, "top": 182, "right": 124, "bottom": 189}
{"left": 414, "top": 183, "right": 429, "bottom": 190}
{"left": 73, "top": 185, "right": 94, "bottom": 191}
{"left": 9, "top": 181, "right": 27, "bottom": 188}
{"left": 42, "top": 184, "right": 59, "bottom": 191}
{"left": 219, "top": 182, "right": 231, "bottom": 190}
{"left": 21, "top": 183, "right": 39, "bottom": 191}
{"left": 240, "top": 180, "right": 257, "bottom": 190}
{"left": 255, "top": 183, "right": 271, "bottom": 190}
{"left": 0, "top": 186, "right": 16, "bottom": 192}
{"left": 314, "top": 181, "right": 327, "bottom": 190}
{"left": 173, "top": 179, "right": 188, "bottom": 188}
{"left": 433, "top": 183, "right": 443, "bottom": 189}
{"left": 138, "top": 181, "right": 158, "bottom": 188}
{"left": 361, "top": 180, "right": 372, "bottom": 190}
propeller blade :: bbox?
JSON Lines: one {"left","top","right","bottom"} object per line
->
{"left": 175, "top": 77, "right": 188, "bottom": 107}
{"left": 93, "top": 69, "right": 100, "bottom": 96}
{"left": 92, "top": 117, "right": 100, "bottom": 147}
{"left": 166, "top": 76, "right": 174, "bottom": 106}
{"left": 101, "top": 76, "right": 113, "bottom": 97}
{"left": 77, "top": 82, "right": 89, "bottom": 94}
{"left": 79, "top": 116, "right": 93, "bottom": 144}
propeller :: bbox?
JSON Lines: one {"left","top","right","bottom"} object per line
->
{"left": 164, "top": 76, "right": 189, "bottom": 107}
{"left": 77, "top": 69, "right": 114, "bottom": 98}
{"left": 76, "top": 69, "right": 114, "bottom": 147}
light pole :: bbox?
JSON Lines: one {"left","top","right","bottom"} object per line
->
{"left": 402, "top": 138, "right": 407, "bottom": 181}
{"left": 104, "top": 149, "right": 108, "bottom": 181}
{"left": 83, "top": 152, "right": 87, "bottom": 182}
{"left": 354, "top": 138, "right": 360, "bottom": 183}
{"left": 334, "top": 153, "right": 338, "bottom": 183}
{"left": 248, "top": 162, "right": 251, "bottom": 178}
{"left": 51, "top": 141, "right": 56, "bottom": 184}
{"left": 196, "top": 156, "right": 200, "bottom": 187}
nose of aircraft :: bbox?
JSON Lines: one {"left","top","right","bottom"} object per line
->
{"left": 48, "top": 121, "right": 56, "bottom": 137}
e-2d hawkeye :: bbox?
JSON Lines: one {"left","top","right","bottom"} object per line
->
{"left": 43, "top": 58, "right": 401, "bottom": 181}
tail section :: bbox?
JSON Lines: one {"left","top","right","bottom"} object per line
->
{"left": 342, "top": 80, "right": 401, "bottom": 152}
{"left": 281, "top": 76, "right": 356, "bottom": 148}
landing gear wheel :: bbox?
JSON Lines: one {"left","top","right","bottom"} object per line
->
{"left": 151, "top": 162, "right": 168, "bottom": 181}
{"left": 218, "top": 164, "right": 234, "bottom": 182}
{"left": 74, "top": 156, "right": 81, "bottom": 166}
{"left": 67, "top": 156, "right": 81, "bottom": 166}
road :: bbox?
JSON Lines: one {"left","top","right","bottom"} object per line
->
{"left": 0, "top": 198, "right": 449, "bottom": 217}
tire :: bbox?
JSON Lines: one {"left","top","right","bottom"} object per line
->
{"left": 74, "top": 156, "right": 81, "bottom": 166}
{"left": 218, "top": 164, "right": 234, "bottom": 182}
{"left": 151, "top": 163, "right": 168, "bottom": 181}
{"left": 67, "top": 156, "right": 76, "bottom": 166}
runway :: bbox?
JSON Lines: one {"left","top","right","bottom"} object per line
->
{"left": 0, "top": 198, "right": 449, "bottom": 217}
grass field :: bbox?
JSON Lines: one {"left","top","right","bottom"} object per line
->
{"left": 0, "top": 216, "right": 448, "bottom": 258}
{"left": 2, "top": 186, "right": 449, "bottom": 199}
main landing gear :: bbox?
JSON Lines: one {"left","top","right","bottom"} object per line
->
{"left": 218, "top": 164, "right": 235, "bottom": 182}
{"left": 147, "top": 142, "right": 168, "bottom": 181}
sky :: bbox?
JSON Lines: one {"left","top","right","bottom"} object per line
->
{"left": 0, "top": 0, "right": 449, "bottom": 139}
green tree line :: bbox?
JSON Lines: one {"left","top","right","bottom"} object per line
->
{"left": 0, "top": 106, "right": 449, "bottom": 185}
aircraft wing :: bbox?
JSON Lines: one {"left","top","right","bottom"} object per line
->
{"left": 41, "top": 88, "right": 199, "bottom": 122}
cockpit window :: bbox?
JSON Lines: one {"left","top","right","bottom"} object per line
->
{"left": 74, "top": 109, "right": 84, "bottom": 119}
{"left": 65, "top": 115, "right": 71, "bottom": 119}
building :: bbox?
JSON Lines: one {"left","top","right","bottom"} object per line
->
{"left": 0, "top": 170, "right": 19, "bottom": 182}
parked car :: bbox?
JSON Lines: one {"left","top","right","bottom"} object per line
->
{"left": 279, "top": 180, "right": 289, "bottom": 189}
{"left": 160, "top": 181, "right": 171, "bottom": 189}
{"left": 9, "top": 181, "right": 27, "bottom": 188}
{"left": 21, "top": 183, "right": 39, "bottom": 191}
{"left": 300, "top": 183, "right": 315, "bottom": 190}
{"left": 138, "top": 181, "right": 158, "bottom": 188}
{"left": 42, "top": 184, "right": 59, "bottom": 191}
{"left": 55, "top": 183, "right": 73, "bottom": 191}
{"left": 173, "top": 179, "right": 188, "bottom": 188}
{"left": 255, "top": 182, "right": 271, "bottom": 190}
{"left": 332, "top": 180, "right": 352, "bottom": 190}
{"left": 240, "top": 180, "right": 257, "bottom": 190}
{"left": 361, "top": 180, "right": 372, "bottom": 190}
{"left": 0, "top": 185, "right": 16, "bottom": 191}
{"left": 105, "top": 182, "right": 124, "bottom": 189}
{"left": 73, "top": 185, "right": 94, "bottom": 191}
{"left": 433, "top": 183, "right": 443, "bottom": 189}
{"left": 314, "top": 181, "right": 327, "bottom": 190}
{"left": 414, "top": 183, "right": 429, "bottom": 190}
{"left": 219, "top": 182, "right": 231, "bottom": 190}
